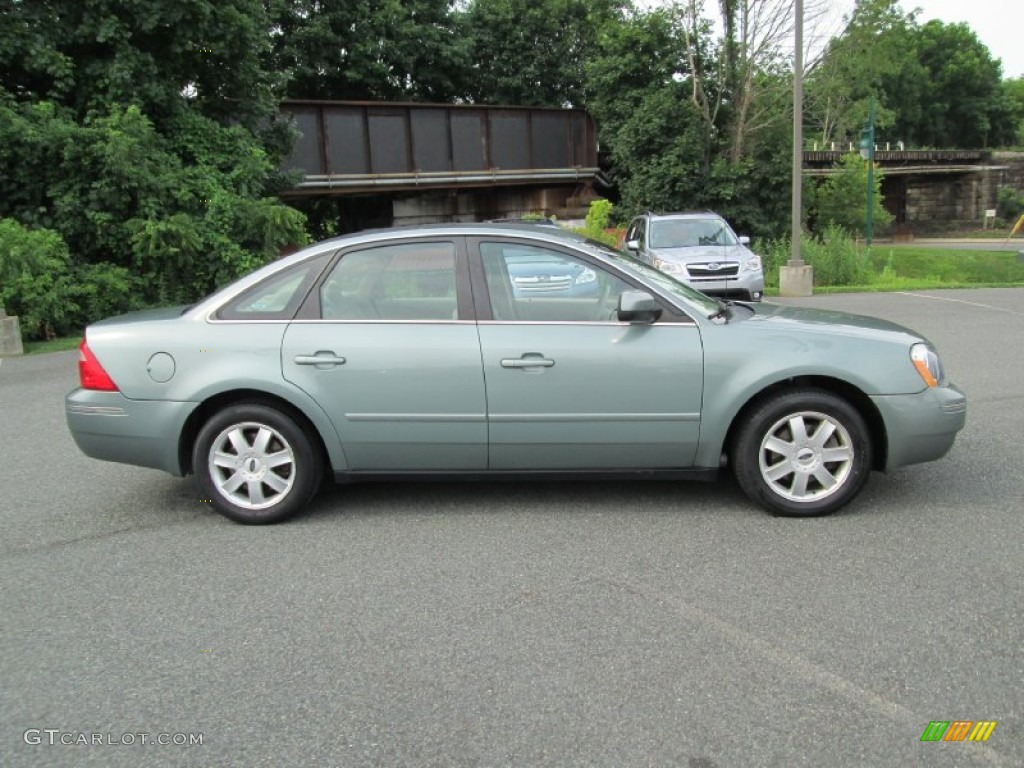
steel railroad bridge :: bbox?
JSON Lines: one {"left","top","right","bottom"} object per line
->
{"left": 279, "top": 100, "right": 603, "bottom": 228}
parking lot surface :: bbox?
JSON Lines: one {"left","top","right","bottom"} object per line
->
{"left": 1, "top": 288, "right": 1021, "bottom": 767}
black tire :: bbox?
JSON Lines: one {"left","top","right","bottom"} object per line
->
{"left": 731, "top": 389, "right": 872, "bottom": 517}
{"left": 192, "top": 402, "right": 322, "bottom": 524}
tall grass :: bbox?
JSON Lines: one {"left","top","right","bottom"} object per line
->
{"left": 757, "top": 228, "right": 1024, "bottom": 291}
{"left": 759, "top": 225, "right": 872, "bottom": 289}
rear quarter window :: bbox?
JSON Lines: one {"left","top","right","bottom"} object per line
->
{"left": 216, "top": 254, "right": 330, "bottom": 321}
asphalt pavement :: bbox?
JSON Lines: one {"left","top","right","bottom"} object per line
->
{"left": 1, "top": 288, "right": 1021, "bottom": 767}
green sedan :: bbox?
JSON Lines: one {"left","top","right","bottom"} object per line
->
{"left": 66, "top": 224, "right": 966, "bottom": 523}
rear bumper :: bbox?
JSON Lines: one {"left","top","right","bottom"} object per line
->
{"left": 66, "top": 390, "right": 197, "bottom": 476}
{"left": 871, "top": 383, "right": 967, "bottom": 471}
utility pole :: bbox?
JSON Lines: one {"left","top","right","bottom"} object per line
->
{"left": 780, "top": 0, "right": 813, "bottom": 296}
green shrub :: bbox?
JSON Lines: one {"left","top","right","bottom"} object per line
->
{"left": 812, "top": 152, "right": 892, "bottom": 236}
{"left": 571, "top": 199, "right": 619, "bottom": 247}
{"left": 584, "top": 199, "right": 614, "bottom": 232}
{"left": 0, "top": 218, "right": 145, "bottom": 339}
{"left": 803, "top": 225, "right": 872, "bottom": 286}
{"left": 996, "top": 187, "right": 1023, "bottom": 221}
{"left": 755, "top": 226, "right": 871, "bottom": 289}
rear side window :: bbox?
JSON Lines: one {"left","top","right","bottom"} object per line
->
{"left": 217, "top": 254, "right": 329, "bottom": 320}
{"left": 320, "top": 242, "right": 458, "bottom": 321}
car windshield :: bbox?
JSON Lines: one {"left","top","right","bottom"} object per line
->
{"left": 568, "top": 236, "right": 723, "bottom": 317}
{"left": 650, "top": 218, "right": 738, "bottom": 248}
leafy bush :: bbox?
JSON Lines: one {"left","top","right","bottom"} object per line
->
{"left": 584, "top": 199, "right": 614, "bottom": 232}
{"left": 0, "top": 218, "right": 67, "bottom": 284}
{"left": 0, "top": 218, "right": 145, "bottom": 339}
{"left": 0, "top": 220, "right": 73, "bottom": 337}
{"left": 996, "top": 187, "right": 1024, "bottom": 221}
{"left": 573, "top": 199, "right": 619, "bottom": 247}
{"left": 569, "top": 198, "right": 614, "bottom": 246}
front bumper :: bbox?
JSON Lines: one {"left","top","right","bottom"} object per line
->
{"left": 66, "top": 390, "right": 197, "bottom": 476}
{"left": 685, "top": 272, "right": 764, "bottom": 298}
{"left": 870, "top": 383, "right": 967, "bottom": 471}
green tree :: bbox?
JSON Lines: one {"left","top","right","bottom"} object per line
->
{"left": 807, "top": 1, "right": 1016, "bottom": 148}
{"left": 458, "top": 0, "right": 624, "bottom": 107}
{"left": 1007, "top": 77, "right": 1024, "bottom": 145}
{"left": 585, "top": 6, "right": 683, "bottom": 128}
{"left": 812, "top": 152, "right": 891, "bottom": 236}
{"left": 805, "top": 0, "right": 920, "bottom": 146}
{"left": 268, "top": 0, "right": 468, "bottom": 101}
{"left": 897, "top": 20, "right": 1014, "bottom": 147}
{"left": 0, "top": 0, "right": 307, "bottom": 337}
{"left": 584, "top": 3, "right": 792, "bottom": 237}
{"left": 0, "top": 0, "right": 277, "bottom": 127}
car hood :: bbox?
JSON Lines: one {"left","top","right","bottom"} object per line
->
{"left": 652, "top": 245, "right": 750, "bottom": 263}
{"left": 745, "top": 301, "right": 925, "bottom": 344}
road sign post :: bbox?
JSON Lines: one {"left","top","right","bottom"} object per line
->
{"left": 859, "top": 99, "right": 876, "bottom": 247}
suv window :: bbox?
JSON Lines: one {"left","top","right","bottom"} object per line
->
{"left": 650, "top": 217, "right": 737, "bottom": 248}
{"left": 321, "top": 242, "right": 458, "bottom": 321}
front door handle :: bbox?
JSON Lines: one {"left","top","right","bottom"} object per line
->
{"left": 294, "top": 351, "right": 347, "bottom": 367}
{"left": 501, "top": 355, "right": 555, "bottom": 369}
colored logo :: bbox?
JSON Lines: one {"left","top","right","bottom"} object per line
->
{"left": 920, "top": 721, "right": 997, "bottom": 742}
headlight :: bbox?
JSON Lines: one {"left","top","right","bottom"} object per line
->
{"left": 653, "top": 258, "right": 684, "bottom": 275}
{"left": 576, "top": 267, "right": 597, "bottom": 285}
{"left": 742, "top": 255, "right": 762, "bottom": 272}
{"left": 910, "top": 343, "right": 943, "bottom": 388}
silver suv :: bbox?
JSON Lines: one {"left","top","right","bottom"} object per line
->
{"left": 624, "top": 212, "right": 764, "bottom": 301}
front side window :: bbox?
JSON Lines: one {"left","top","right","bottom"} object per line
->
{"left": 320, "top": 242, "right": 458, "bottom": 321}
{"left": 481, "top": 242, "right": 634, "bottom": 322}
{"left": 625, "top": 219, "right": 641, "bottom": 244}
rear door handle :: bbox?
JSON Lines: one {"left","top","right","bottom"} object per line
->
{"left": 294, "top": 352, "right": 347, "bottom": 367}
{"left": 501, "top": 356, "right": 555, "bottom": 369}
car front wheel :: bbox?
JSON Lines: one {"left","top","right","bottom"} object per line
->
{"left": 193, "top": 402, "right": 322, "bottom": 524}
{"left": 732, "top": 389, "right": 872, "bottom": 516}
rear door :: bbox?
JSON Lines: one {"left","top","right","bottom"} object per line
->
{"left": 282, "top": 238, "right": 487, "bottom": 470}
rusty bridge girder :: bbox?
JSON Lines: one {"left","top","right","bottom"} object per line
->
{"left": 280, "top": 100, "right": 601, "bottom": 197}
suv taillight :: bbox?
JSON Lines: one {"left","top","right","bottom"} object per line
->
{"left": 78, "top": 340, "right": 119, "bottom": 391}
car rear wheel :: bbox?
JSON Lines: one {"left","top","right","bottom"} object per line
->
{"left": 193, "top": 402, "right": 322, "bottom": 524}
{"left": 732, "top": 389, "right": 872, "bottom": 517}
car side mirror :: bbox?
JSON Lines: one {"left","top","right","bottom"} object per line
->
{"left": 625, "top": 239, "right": 640, "bottom": 252}
{"left": 617, "top": 290, "right": 662, "bottom": 323}
{"left": 738, "top": 235, "right": 750, "bottom": 245}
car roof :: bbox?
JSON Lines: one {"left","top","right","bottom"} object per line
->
{"left": 311, "top": 222, "right": 593, "bottom": 251}
{"left": 641, "top": 211, "right": 723, "bottom": 220}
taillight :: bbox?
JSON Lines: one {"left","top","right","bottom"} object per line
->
{"left": 78, "top": 340, "right": 119, "bottom": 391}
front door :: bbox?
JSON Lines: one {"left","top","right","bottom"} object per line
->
{"left": 472, "top": 239, "right": 704, "bottom": 469}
